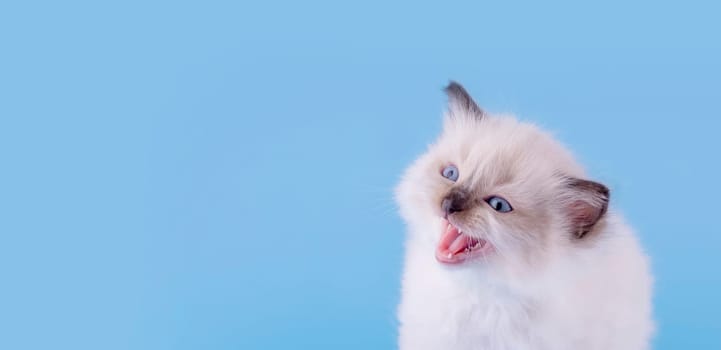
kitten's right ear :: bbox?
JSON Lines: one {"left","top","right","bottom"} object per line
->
{"left": 444, "top": 81, "right": 485, "bottom": 120}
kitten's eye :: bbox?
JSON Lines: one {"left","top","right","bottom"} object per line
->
{"left": 441, "top": 165, "right": 459, "bottom": 181}
{"left": 486, "top": 196, "right": 513, "bottom": 213}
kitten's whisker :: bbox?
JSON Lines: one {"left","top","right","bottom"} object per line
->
{"left": 369, "top": 198, "right": 400, "bottom": 218}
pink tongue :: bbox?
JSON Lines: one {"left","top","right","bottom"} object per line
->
{"left": 438, "top": 222, "right": 462, "bottom": 252}
{"left": 435, "top": 220, "right": 485, "bottom": 264}
{"left": 448, "top": 234, "right": 473, "bottom": 254}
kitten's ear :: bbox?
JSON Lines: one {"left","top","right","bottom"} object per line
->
{"left": 444, "top": 81, "right": 485, "bottom": 120}
{"left": 561, "top": 178, "right": 610, "bottom": 239}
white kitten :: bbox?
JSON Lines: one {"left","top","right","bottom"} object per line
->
{"left": 396, "top": 82, "right": 653, "bottom": 350}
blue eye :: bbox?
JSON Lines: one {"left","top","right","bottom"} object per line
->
{"left": 486, "top": 196, "right": 513, "bottom": 213}
{"left": 441, "top": 165, "right": 459, "bottom": 181}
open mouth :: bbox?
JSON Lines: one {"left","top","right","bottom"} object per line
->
{"left": 435, "top": 219, "right": 493, "bottom": 264}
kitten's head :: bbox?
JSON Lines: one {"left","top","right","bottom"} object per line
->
{"left": 396, "top": 82, "right": 609, "bottom": 272}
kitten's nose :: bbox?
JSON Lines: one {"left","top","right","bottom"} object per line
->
{"left": 441, "top": 190, "right": 469, "bottom": 216}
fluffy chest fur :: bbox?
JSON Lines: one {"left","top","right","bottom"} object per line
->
{"left": 400, "top": 239, "right": 538, "bottom": 350}
{"left": 398, "top": 220, "right": 652, "bottom": 350}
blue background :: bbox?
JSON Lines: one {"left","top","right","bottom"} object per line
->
{"left": 1, "top": 1, "right": 720, "bottom": 349}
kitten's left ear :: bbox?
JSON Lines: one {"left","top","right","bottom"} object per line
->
{"left": 444, "top": 81, "right": 485, "bottom": 120}
{"left": 561, "top": 178, "right": 610, "bottom": 239}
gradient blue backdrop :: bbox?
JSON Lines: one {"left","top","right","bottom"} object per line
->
{"left": 1, "top": 1, "right": 720, "bottom": 349}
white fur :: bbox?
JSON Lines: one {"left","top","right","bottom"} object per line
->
{"left": 396, "top": 105, "right": 653, "bottom": 350}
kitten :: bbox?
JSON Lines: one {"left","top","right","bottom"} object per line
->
{"left": 396, "top": 82, "right": 653, "bottom": 350}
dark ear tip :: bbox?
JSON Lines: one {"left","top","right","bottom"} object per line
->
{"left": 442, "top": 80, "right": 485, "bottom": 118}
{"left": 600, "top": 184, "right": 610, "bottom": 198}
{"left": 567, "top": 178, "right": 610, "bottom": 195}
{"left": 443, "top": 81, "right": 467, "bottom": 96}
